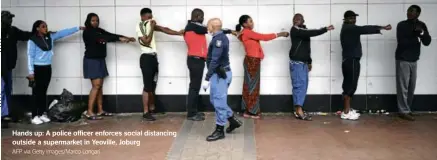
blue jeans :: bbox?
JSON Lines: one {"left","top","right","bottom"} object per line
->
{"left": 1, "top": 71, "right": 12, "bottom": 117}
{"left": 290, "top": 61, "right": 309, "bottom": 107}
{"left": 210, "top": 71, "right": 233, "bottom": 126}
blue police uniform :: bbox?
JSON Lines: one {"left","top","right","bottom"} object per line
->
{"left": 205, "top": 30, "right": 242, "bottom": 142}
{"left": 205, "top": 31, "right": 233, "bottom": 126}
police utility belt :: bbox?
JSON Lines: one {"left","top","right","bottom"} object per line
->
{"left": 214, "top": 65, "right": 230, "bottom": 79}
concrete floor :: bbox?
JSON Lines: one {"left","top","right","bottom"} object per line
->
{"left": 2, "top": 113, "right": 437, "bottom": 160}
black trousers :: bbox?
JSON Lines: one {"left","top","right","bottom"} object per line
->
{"left": 342, "top": 58, "right": 361, "bottom": 97}
{"left": 187, "top": 56, "right": 206, "bottom": 117}
{"left": 32, "top": 65, "right": 52, "bottom": 117}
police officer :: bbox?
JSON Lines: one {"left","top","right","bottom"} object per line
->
{"left": 202, "top": 18, "right": 242, "bottom": 142}
{"left": 1, "top": 10, "right": 32, "bottom": 128}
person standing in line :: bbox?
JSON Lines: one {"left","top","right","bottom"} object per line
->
{"left": 289, "top": 13, "right": 334, "bottom": 121}
{"left": 340, "top": 10, "right": 391, "bottom": 120}
{"left": 236, "top": 15, "right": 289, "bottom": 119}
{"left": 183, "top": 8, "right": 237, "bottom": 121}
{"left": 395, "top": 5, "right": 431, "bottom": 121}
{"left": 82, "top": 13, "right": 134, "bottom": 120}
{"left": 136, "top": 8, "right": 184, "bottom": 121}
{"left": 202, "top": 18, "right": 242, "bottom": 142}
{"left": 27, "top": 20, "right": 84, "bottom": 125}
{"left": 1, "top": 11, "right": 32, "bottom": 128}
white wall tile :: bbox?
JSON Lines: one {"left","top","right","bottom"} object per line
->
{"left": 9, "top": 7, "right": 45, "bottom": 31}
{"left": 81, "top": 77, "right": 117, "bottom": 95}
{"left": 187, "top": 0, "right": 221, "bottom": 6}
{"left": 368, "top": 4, "right": 404, "bottom": 40}
{"left": 260, "top": 41, "right": 291, "bottom": 77}
{"left": 405, "top": 0, "right": 437, "bottom": 3}
{"left": 155, "top": 42, "right": 187, "bottom": 77}
{"left": 80, "top": 7, "right": 116, "bottom": 35}
{"left": 151, "top": 0, "right": 185, "bottom": 6}
{"left": 51, "top": 43, "right": 81, "bottom": 78}
{"left": 367, "top": 40, "right": 396, "bottom": 77}
{"left": 367, "top": 77, "right": 397, "bottom": 94}
{"left": 11, "top": 0, "right": 44, "bottom": 6}
{"left": 330, "top": 41, "right": 368, "bottom": 77}
{"left": 417, "top": 42, "right": 437, "bottom": 78}
{"left": 47, "top": 78, "right": 82, "bottom": 95}
{"left": 404, "top": 4, "right": 437, "bottom": 39}
{"left": 331, "top": 0, "right": 367, "bottom": 4}
{"left": 45, "top": 0, "right": 80, "bottom": 6}
{"left": 115, "top": 0, "right": 150, "bottom": 6}
{"left": 223, "top": 0, "right": 257, "bottom": 5}
{"left": 151, "top": 6, "right": 186, "bottom": 42}
{"left": 80, "top": 0, "right": 114, "bottom": 6}
{"left": 155, "top": 77, "right": 187, "bottom": 95}
{"left": 307, "top": 77, "right": 331, "bottom": 94}
{"left": 331, "top": 4, "right": 368, "bottom": 41}
{"left": 222, "top": 6, "right": 258, "bottom": 42}
{"left": 229, "top": 42, "right": 246, "bottom": 77}
{"left": 12, "top": 78, "right": 31, "bottom": 95}
{"left": 258, "top": 0, "right": 293, "bottom": 5}
{"left": 258, "top": 5, "right": 294, "bottom": 39}
{"left": 45, "top": 7, "right": 81, "bottom": 42}
{"left": 295, "top": 5, "right": 331, "bottom": 40}
{"left": 415, "top": 77, "right": 437, "bottom": 94}
{"left": 309, "top": 41, "right": 331, "bottom": 77}
{"left": 368, "top": 0, "right": 404, "bottom": 3}
{"left": 115, "top": 43, "right": 142, "bottom": 77}
{"left": 115, "top": 6, "right": 144, "bottom": 39}
{"left": 295, "top": 0, "right": 331, "bottom": 4}
{"left": 2, "top": 0, "right": 11, "bottom": 7}
{"left": 116, "top": 78, "right": 143, "bottom": 95}
{"left": 260, "top": 77, "right": 291, "bottom": 95}
{"left": 331, "top": 77, "right": 367, "bottom": 94}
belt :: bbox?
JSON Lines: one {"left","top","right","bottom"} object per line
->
{"left": 188, "top": 55, "right": 205, "bottom": 60}
{"left": 142, "top": 52, "right": 157, "bottom": 56}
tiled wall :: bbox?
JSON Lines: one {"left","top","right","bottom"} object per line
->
{"left": 2, "top": 0, "right": 436, "bottom": 96}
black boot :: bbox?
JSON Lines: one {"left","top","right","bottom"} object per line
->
{"left": 206, "top": 125, "right": 225, "bottom": 141}
{"left": 226, "top": 115, "right": 242, "bottom": 133}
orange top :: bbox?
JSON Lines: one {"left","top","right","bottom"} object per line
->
{"left": 238, "top": 28, "right": 277, "bottom": 59}
{"left": 184, "top": 31, "right": 208, "bottom": 58}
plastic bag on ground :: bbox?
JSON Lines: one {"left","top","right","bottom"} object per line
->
{"left": 47, "top": 89, "right": 86, "bottom": 123}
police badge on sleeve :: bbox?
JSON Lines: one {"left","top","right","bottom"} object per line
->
{"left": 216, "top": 40, "right": 222, "bottom": 48}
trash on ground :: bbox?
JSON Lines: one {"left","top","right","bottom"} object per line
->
{"left": 344, "top": 130, "right": 350, "bottom": 133}
{"left": 47, "top": 89, "right": 87, "bottom": 123}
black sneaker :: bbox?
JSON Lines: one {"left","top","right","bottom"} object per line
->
{"left": 143, "top": 112, "right": 156, "bottom": 121}
{"left": 197, "top": 112, "right": 205, "bottom": 117}
{"left": 399, "top": 113, "right": 415, "bottom": 121}
{"left": 187, "top": 113, "right": 205, "bottom": 121}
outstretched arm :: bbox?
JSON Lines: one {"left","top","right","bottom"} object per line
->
{"left": 15, "top": 27, "right": 32, "bottom": 41}
{"left": 155, "top": 25, "right": 183, "bottom": 36}
{"left": 51, "top": 26, "right": 80, "bottom": 41}
{"left": 291, "top": 26, "right": 328, "bottom": 38}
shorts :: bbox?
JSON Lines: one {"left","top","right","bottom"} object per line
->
{"left": 140, "top": 53, "right": 159, "bottom": 92}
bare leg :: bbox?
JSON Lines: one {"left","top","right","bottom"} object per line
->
{"left": 143, "top": 91, "right": 149, "bottom": 113}
{"left": 343, "top": 95, "right": 351, "bottom": 114}
{"left": 148, "top": 91, "right": 155, "bottom": 111}
{"left": 97, "top": 79, "right": 104, "bottom": 113}
{"left": 87, "top": 79, "right": 103, "bottom": 115}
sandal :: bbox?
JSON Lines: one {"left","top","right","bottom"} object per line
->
{"left": 97, "top": 111, "right": 113, "bottom": 117}
{"left": 294, "top": 111, "right": 312, "bottom": 121}
{"left": 83, "top": 114, "right": 103, "bottom": 120}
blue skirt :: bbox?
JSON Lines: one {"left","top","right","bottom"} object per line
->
{"left": 83, "top": 58, "right": 109, "bottom": 79}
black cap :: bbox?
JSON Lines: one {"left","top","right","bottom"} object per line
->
{"left": 1, "top": 10, "right": 15, "bottom": 18}
{"left": 344, "top": 10, "right": 358, "bottom": 18}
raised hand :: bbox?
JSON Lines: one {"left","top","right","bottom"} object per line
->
{"left": 383, "top": 24, "right": 392, "bottom": 30}
{"left": 231, "top": 31, "right": 238, "bottom": 36}
{"left": 119, "top": 37, "right": 130, "bottom": 43}
{"left": 79, "top": 26, "right": 86, "bottom": 30}
{"left": 327, "top": 25, "right": 335, "bottom": 31}
{"left": 129, "top": 37, "right": 136, "bottom": 42}
{"left": 277, "top": 32, "right": 289, "bottom": 37}
{"left": 178, "top": 29, "right": 185, "bottom": 35}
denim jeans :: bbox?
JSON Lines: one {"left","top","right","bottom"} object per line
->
{"left": 290, "top": 61, "right": 309, "bottom": 107}
{"left": 210, "top": 71, "right": 233, "bottom": 126}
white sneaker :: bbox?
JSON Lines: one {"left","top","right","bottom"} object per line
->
{"left": 341, "top": 110, "right": 360, "bottom": 120}
{"left": 31, "top": 116, "right": 44, "bottom": 125}
{"left": 350, "top": 108, "right": 361, "bottom": 116}
{"left": 39, "top": 115, "right": 51, "bottom": 123}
